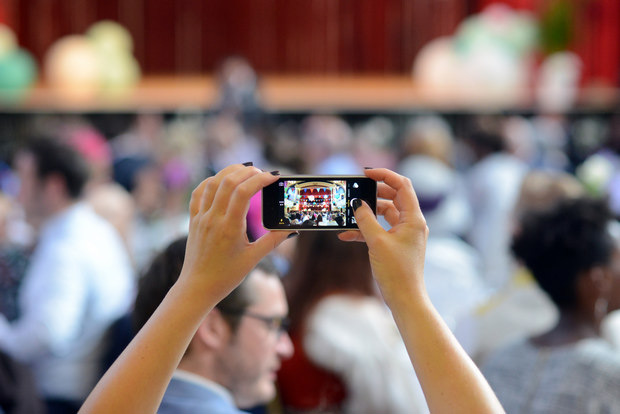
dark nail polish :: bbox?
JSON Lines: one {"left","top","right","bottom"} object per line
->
{"left": 364, "top": 167, "right": 373, "bottom": 170}
{"left": 270, "top": 170, "right": 280, "bottom": 176}
{"left": 242, "top": 162, "right": 253, "bottom": 167}
{"left": 351, "top": 198, "right": 362, "bottom": 211}
{"left": 287, "top": 232, "right": 299, "bottom": 239}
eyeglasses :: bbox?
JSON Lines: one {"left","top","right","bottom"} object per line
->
{"left": 219, "top": 308, "right": 290, "bottom": 337}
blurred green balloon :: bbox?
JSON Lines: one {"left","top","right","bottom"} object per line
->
{"left": 0, "top": 48, "right": 37, "bottom": 103}
{"left": 87, "top": 20, "right": 133, "bottom": 55}
{"left": 100, "top": 53, "right": 141, "bottom": 96}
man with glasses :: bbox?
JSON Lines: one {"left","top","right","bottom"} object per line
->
{"left": 132, "top": 236, "right": 293, "bottom": 414}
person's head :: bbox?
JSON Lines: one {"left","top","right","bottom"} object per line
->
{"left": 15, "top": 137, "right": 89, "bottom": 227}
{"left": 512, "top": 169, "right": 585, "bottom": 228}
{"left": 113, "top": 156, "right": 163, "bottom": 218}
{"left": 401, "top": 115, "right": 454, "bottom": 165}
{"left": 285, "top": 232, "right": 376, "bottom": 332}
{"left": 133, "top": 237, "right": 293, "bottom": 408}
{"left": 512, "top": 198, "right": 620, "bottom": 324}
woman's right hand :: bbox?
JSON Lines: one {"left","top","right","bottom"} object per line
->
{"left": 180, "top": 163, "right": 292, "bottom": 304}
{"left": 338, "top": 168, "right": 429, "bottom": 306}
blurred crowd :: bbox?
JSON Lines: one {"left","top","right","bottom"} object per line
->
{"left": 1, "top": 58, "right": 620, "bottom": 414}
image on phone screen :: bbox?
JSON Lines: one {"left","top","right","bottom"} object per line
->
{"left": 262, "top": 176, "right": 376, "bottom": 230}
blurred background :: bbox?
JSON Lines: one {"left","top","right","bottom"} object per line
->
{"left": 2, "top": 1, "right": 620, "bottom": 413}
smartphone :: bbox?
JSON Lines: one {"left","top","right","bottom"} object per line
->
{"left": 262, "top": 175, "right": 377, "bottom": 230}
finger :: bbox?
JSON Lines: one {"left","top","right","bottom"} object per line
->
{"left": 250, "top": 231, "right": 296, "bottom": 263}
{"left": 365, "top": 168, "right": 420, "bottom": 214}
{"left": 189, "top": 179, "right": 210, "bottom": 219}
{"left": 225, "top": 171, "right": 280, "bottom": 221}
{"left": 210, "top": 166, "right": 263, "bottom": 215}
{"left": 353, "top": 199, "right": 385, "bottom": 245}
{"left": 200, "top": 163, "right": 252, "bottom": 214}
{"left": 377, "top": 199, "right": 399, "bottom": 227}
{"left": 377, "top": 182, "right": 397, "bottom": 201}
{"left": 337, "top": 231, "right": 366, "bottom": 242}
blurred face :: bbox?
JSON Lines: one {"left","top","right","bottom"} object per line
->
{"left": 15, "top": 151, "right": 47, "bottom": 227}
{"left": 219, "top": 269, "right": 294, "bottom": 408}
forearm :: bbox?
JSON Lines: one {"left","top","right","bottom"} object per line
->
{"left": 387, "top": 285, "right": 504, "bottom": 414}
{"left": 79, "top": 279, "right": 216, "bottom": 414}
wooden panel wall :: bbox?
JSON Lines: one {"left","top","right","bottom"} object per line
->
{"left": 5, "top": 0, "right": 470, "bottom": 75}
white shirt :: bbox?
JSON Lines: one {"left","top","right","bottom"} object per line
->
{"left": 466, "top": 153, "right": 527, "bottom": 290}
{"left": 0, "top": 203, "right": 135, "bottom": 401}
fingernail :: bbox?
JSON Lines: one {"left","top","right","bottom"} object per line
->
{"left": 287, "top": 232, "right": 299, "bottom": 239}
{"left": 364, "top": 167, "right": 373, "bottom": 170}
{"left": 351, "top": 198, "right": 362, "bottom": 211}
{"left": 242, "top": 162, "right": 253, "bottom": 167}
{"left": 270, "top": 170, "right": 280, "bottom": 176}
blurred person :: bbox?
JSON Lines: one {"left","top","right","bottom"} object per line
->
{"left": 62, "top": 117, "right": 114, "bottom": 189}
{"left": 110, "top": 112, "right": 165, "bottom": 161}
{"left": 63, "top": 119, "right": 137, "bottom": 252}
{"left": 0, "top": 138, "right": 135, "bottom": 414}
{"left": 78, "top": 164, "right": 504, "bottom": 414}
{"left": 400, "top": 115, "right": 455, "bottom": 166}
{"left": 278, "top": 232, "right": 428, "bottom": 414}
{"left": 86, "top": 184, "right": 135, "bottom": 256}
{"left": 300, "top": 115, "right": 360, "bottom": 175}
{"left": 0, "top": 194, "right": 31, "bottom": 322}
{"left": 133, "top": 237, "right": 293, "bottom": 414}
{"left": 0, "top": 349, "right": 45, "bottom": 414}
{"left": 204, "top": 114, "right": 266, "bottom": 174}
{"left": 398, "top": 115, "right": 472, "bottom": 240}
{"left": 473, "top": 170, "right": 585, "bottom": 361}
{"left": 398, "top": 155, "right": 487, "bottom": 354}
{"left": 353, "top": 117, "right": 398, "bottom": 171}
{"left": 463, "top": 121, "right": 528, "bottom": 290}
{"left": 215, "top": 56, "right": 263, "bottom": 129}
{"left": 113, "top": 155, "right": 166, "bottom": 272}
{"left": 481, "top": 198, "right": 620, "bottom": 413}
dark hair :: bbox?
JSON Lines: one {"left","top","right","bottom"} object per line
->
{"left": 512, "top": 198, "right": 615, "bottom": 310}
{"left": 24, "top": 137, "right": 89, "bottom": 199}
{"left": 284, "top": 232, "right": 376, "bottom": 333}
{"left": 133, "top": 236, "right": 279, "bottom": 334}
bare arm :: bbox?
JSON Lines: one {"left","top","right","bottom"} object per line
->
{"left": 339, "top": 168, "right": 504, "bottom": 414}
{"left": 79, "top": 164, "right": 292, "bottom": 414}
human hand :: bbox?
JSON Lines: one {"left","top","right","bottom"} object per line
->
{"left": 179, "top": 164, "right": 294, "bottom": 302}
{"left": 338, "top": 168, "right": 429, "bottom": 305}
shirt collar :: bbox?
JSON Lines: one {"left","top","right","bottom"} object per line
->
{"left": 172, "top": 369, "right": 235, "bottom": 406}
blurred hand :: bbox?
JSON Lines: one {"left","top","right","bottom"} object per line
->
{"left": 339, "top": 168, "right": 429, "bottom": 304}
{"left": 179, "top": 164, "right": 293, "bottom": 302}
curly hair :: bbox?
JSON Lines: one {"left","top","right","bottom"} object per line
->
{"left": 512, "top": 198, "right": 615, "bottom": 310}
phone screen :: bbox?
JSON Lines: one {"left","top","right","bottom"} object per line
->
{"left": 262, "top": 176, "right": 376, "bottom": 230}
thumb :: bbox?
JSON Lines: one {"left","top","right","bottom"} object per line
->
{"left": 250, "top": 231, "right": 296, "bottom": 262}
{"left": 352, "top": 199, "right": 383, "bottom": 244}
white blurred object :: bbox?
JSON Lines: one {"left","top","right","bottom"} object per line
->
{"left": 414, "top": 4, "right": 538, "bottom": 105}
{"left": 413, "top": 37, "right": 459, "bottom": 95}
{"left": 44, "top": 35, "right": 102, "bottom": 101}
{"left": 536, "top": 52, "right": 582, "bottom": 113}
{"left": 459, "top": 43, "right": 529, "bottom": 102}
{"left": 602, "top": 309, "right": 620, "bottom": 350}
{"left": 576, "top": 153, "right": 615, "bottom": 196}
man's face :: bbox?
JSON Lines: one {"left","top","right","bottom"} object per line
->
{"left": 220, "top": 269, "right": 294, "bottom": 408}
{"left": 15, "top": 151, "right": 47, "bottom": 227}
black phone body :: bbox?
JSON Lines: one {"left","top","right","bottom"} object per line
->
{"left": 262, "top": 175, "right": 377, "bottom": 230}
